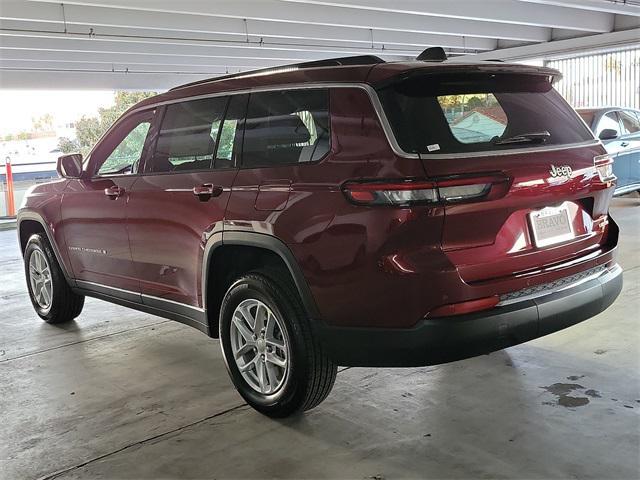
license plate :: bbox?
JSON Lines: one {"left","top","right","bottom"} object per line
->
{"left": 529, "top": 204, "right": 574, "bottom": 247}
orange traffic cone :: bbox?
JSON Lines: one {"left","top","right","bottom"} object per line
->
{"left": 5, "top": 158, "right": 15, "bottom": 216}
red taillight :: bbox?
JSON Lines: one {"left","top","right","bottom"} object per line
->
{"left": 343, "top": 174, "right": 508, "bottom": 206}
{"left": 427, "top": 296, "right": 499, "bottom": 318}
{"left": 343, "top": 180, "right": 438, "bottom": 206}
{"left": 594, "top": 154, "right": 615, "bottom": 183}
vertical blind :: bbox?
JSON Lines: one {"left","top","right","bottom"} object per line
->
{"left": 546, "top": 48, "right": 640, "bottom": 109}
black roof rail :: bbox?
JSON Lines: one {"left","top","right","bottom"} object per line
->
{"left": 169, "top": 55, "right": 385, "bottom": 91}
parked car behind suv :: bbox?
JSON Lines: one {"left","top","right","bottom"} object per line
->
{"left": 18, "top": 53, "right": 622, "bottom": 417}
{"left": 576, "top": 107, "right": 640, "bottom": 195}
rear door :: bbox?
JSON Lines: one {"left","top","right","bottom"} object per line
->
{"left": 377, "top": 71, "right": 614, "bottom": 283}
{"left": 226, "top": 88, "right": 332, "bottom": 235}
{"left": 127, "top": 94, "right": 247, "bottom": 308}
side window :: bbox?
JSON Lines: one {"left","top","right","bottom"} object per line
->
{"left": 595, "top": 111, "right": 621, "bottom": 138}
{"left": 619, "top": 110, "right": 640, "bottom": 135}
{"left": 438, "top": 93, "right": 507, "bottom": 144}
{"left": 147, "top": 96, "right": 228, "bottom": 173}
{"left": 97, "top": 119, "right": 151, "bottom": 176}
{"left": 214, "top": 94, "right": 248, "bottom": 169}
{"left": 242, "top": 89, "right": 330, "bottom": 168}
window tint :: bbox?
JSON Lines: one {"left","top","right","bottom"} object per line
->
{"left": 242, "top": 89, "right": 330, "bottom": 168}
{"left": 438, "top": 94, "right": 506, "bottom": 144}
{"left": 98, "top": 121, "right": 150, "bottom": 176}
{"left": 378, "top": 73, "right": 593, "bottom": 155}
{"left": 595, "top": 112, "right": 620, "bottom": 137}
{"left": 214, "top": 94, "right": 248, "bottom": 169}
{"left": 619, "top": 110, "right": 640, "bottom": 135}
{"left": 148, "top": 97, "right": 227, "bottom": 173}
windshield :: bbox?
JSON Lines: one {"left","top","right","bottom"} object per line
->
{"left": 377, "top": 72, "right": 594, "bottom": 155}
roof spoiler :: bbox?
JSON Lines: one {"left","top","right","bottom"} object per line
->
{"left": 373, "top": 64, "right": 562, "bottom": 90}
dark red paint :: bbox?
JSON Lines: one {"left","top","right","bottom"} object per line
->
{"left": 19, "top": 60, "right": 619, "bottom": 332}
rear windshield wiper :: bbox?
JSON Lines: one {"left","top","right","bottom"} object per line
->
{"left": 492, "top": 131, "right": 550, "bottom": 146}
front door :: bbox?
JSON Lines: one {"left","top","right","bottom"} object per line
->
{"left": 597, "top": 110, "right": 632, "bottom": 189}
{"left": 127, "top": 94, "right": 247, "bottom": 308}
{"left": 61, "top": 109, "right": 155, "bottom": 294}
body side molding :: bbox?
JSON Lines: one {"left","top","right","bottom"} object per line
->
{"left": 74, "top": 280, "right": 209, "bottom": 334}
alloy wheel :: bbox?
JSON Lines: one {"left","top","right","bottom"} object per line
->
{"left": 230, "top": 298, "right": 289, "bottom": 394}
{"left": 29, "top": 249, "right": 53, "bottom": 312}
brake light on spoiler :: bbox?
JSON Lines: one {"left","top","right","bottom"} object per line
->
{"left": 343, "top": 174, "right": 510, "bottom": 206}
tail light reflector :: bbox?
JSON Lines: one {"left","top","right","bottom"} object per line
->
{"left": 594, "top": 154, "right": 615, "bottom": 182}
{"left": 427, "top": 296, "right": 499, "bottom": 318}
{"left": 343, "top": 174, "right": 508, "bottom": 207}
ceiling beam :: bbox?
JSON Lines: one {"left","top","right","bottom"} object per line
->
{"left": 0, "top": 20, "right": 484, "bottom": 56}
{"left": 25, "top": 0, "right": 552, "bottom": 42}
{"left": 0, "top": 31, "right": 424, "bottom": 61}
{"left": 519, "top": 0, "right": 640, "bottom": 17}
{"left": 0, "top": 69, "right": 208, "bottom": 89}
{"left": 278, "top": 0, "right": 613, "bottom": 32}
{"left": 0, "top": 59, "right": 238, "bottom": 75}
{"left": 0, "top": 47, "right": 286, "bottom": 68}
{"left": 0, "top": 1, "right": 497, "bottom": 51}
{"left": 468, "top": 28, "right": 640, "bottom": 61}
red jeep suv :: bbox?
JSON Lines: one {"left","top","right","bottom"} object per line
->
{"left": 18, "top": 53, "right": 622, "bottom": 417}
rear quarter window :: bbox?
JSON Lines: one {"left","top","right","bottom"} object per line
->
{"left": 242, "top": 89, "right": 330, "bottom": 168}
{"left": 377, "top": 72, "right": 594, "bottom": 156}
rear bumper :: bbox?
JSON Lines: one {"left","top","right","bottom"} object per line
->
{"left": 317, "top": 264, "right": 623, "bottom": 367}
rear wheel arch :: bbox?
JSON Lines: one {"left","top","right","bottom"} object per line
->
{"left": 203, "top": 232, "right": 320, "bottom": 337}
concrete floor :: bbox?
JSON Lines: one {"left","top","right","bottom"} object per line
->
{"left": 1, "top": 197, "right": 639, "bottom": 480}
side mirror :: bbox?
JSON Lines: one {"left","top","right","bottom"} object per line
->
{"left": 57, "top": 153, "right": 83, "bottom": 178}
{"left": 599, "top": 128, "right": 619, "bottom": 141}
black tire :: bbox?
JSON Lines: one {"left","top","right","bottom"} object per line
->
{"left": 24, "top": 233, "right": 84, "bottom": 324}
{"left": 219, "top": 269, "right": 337, "bottom": 417}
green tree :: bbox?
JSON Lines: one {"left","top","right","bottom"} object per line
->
{"left": 32, "top": 113, "right": 54, "bottom": 133}
{"left": 58, "top": 136, "right": 79, "bottom": 154}
{"left": 72, "top": 91, "right": 156, "bottom": 156}
{"left": 466, "top": 96, "right": 485, "bottom": 109}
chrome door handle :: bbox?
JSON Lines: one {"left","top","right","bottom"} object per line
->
{"left": 104, "top": 186, "right": 125, "bottom": 199}
{"left": 620, "top": 141, "right": 630, "bottom": 148}
{"left": 192, "top": 184, "right": 223, "bottom": 201}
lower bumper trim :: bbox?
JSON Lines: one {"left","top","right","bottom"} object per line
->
{"left": 317, "top": 264, "right": 623, "bottom": 367}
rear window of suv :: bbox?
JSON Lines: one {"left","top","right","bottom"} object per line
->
{"left": 377, "top": 72, "right": 593, "bottom": 155}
